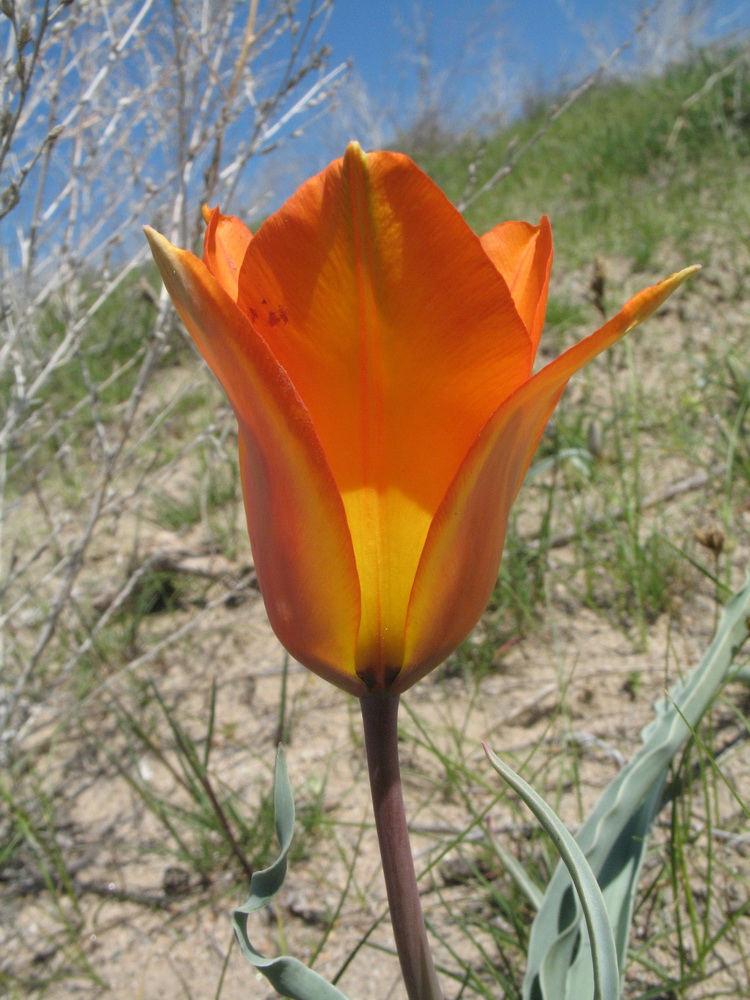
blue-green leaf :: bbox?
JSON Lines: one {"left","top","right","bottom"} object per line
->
{"left": 232, "top": 747, "right": 351, "bottom": 1000}
{"left": 484, "top": 745, "right": 620, "bottom": 1000}
{"left": 523, "top": 573, "right": 750, "bottom": 1000}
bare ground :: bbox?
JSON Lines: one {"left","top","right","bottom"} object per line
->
{"left": 2, "top": 271, "right": 750, "bottom": 1000}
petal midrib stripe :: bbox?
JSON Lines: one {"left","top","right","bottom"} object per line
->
{"left": 347, "top": 145, "right": 386, "bottom": 667}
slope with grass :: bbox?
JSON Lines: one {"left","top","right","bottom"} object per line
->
{"left": 2, "top": 44, "right": 750, "bottom": 1000}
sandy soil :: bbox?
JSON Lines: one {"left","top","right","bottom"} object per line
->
{"left": 3, "top": 271, "right": 750, "bottom": 1000}
{"left": 3, "top": 574, "right": 749, "bottom": 1000}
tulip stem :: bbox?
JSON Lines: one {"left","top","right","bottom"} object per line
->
{"left": 360, "top": 691, "right": 444, "bottom": 1000}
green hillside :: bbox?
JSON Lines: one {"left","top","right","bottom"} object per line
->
{"left": 412, "top": 47, "right": 749, "bottom": 270}
{"left": 2, "top": 35, "right": 750, "bottom": 1000}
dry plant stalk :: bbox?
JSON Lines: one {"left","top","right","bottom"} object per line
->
{"left": 0, "top": 0, "right": 346, "bottom": 753}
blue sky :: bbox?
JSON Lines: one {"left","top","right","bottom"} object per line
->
{"left": 326, "top": 0, "right": 750, "bottom": 89}
{"left": 318, "top": 0, "right": 750, "bottom": 150}
{"left": 3, "top": 0, "right": 748, "bottom": 266}
{"left": 253, "top": 0, "right": 750, "bottom": 204}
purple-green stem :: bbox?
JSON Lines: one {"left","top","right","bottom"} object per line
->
{"left": 360, "top": 692, "right": 444, "bottom": 1000}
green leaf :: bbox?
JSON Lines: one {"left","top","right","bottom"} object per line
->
{"left": 523, "top": 573, "right": 750, "bottom": 1000}
{"left": 484, "top": 745, "right": 620, "bottom": 1000}
{"left": 232, "top": 747, "right": 351, "bottom": 1000}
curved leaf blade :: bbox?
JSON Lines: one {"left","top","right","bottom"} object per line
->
{"left": 233, "top": 747, "right": 351, "bottom": 1000}
{"left": 523, "top": 573, "right": 750, "bottom": 999}
{"left": 484, "top": 744, "right": 621, "bottom": 1000}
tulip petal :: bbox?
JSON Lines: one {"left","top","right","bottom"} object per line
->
{"left": 202, "top": 206, "right": 253, "bottom": 301}
{"left": 233, "top": 142, "right": 534, "bottom": 686}
{"left": 480, "top": 217, "right": 553, "bottom": 351}
{"left": 144, "top": 226, "right": 365, "bottom": 696}
{"left": 400, "top": 266, "right": 698, "bottom": 692}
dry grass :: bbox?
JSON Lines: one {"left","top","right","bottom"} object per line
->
{"left": 1, "top": 5, "right": 750, "bottom": 997}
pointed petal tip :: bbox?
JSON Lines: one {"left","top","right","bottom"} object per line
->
{"left": 677, "top": 263, "right": 701, "bottom": 277}
{"left": 661, "top": 263, "right": 701, "bottom": 292}
{"left": 625, "top": 262, "right": 700, "bottom": 332}
{"left": 344, "top": 140, "right": 366, "bottom": 164}
{"left": 143, "top": 226, "right": 179, "bottom": 271}
{"left": 202, "top": 204, "right": 213, "bottom": 224}
{"left": 142, "top": 224, "right": 162, "bottom": 255}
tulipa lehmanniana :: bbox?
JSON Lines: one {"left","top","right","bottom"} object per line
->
{"left": 146, "top": 142, "right": 696, "bottom": 1000}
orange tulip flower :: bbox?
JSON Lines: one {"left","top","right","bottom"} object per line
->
{"left": 145, "top": 142, "right": 695, "bottom": 699}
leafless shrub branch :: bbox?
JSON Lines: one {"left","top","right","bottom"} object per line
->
{"left": 0, "top": 0, "right": 346, "bottom": 753}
